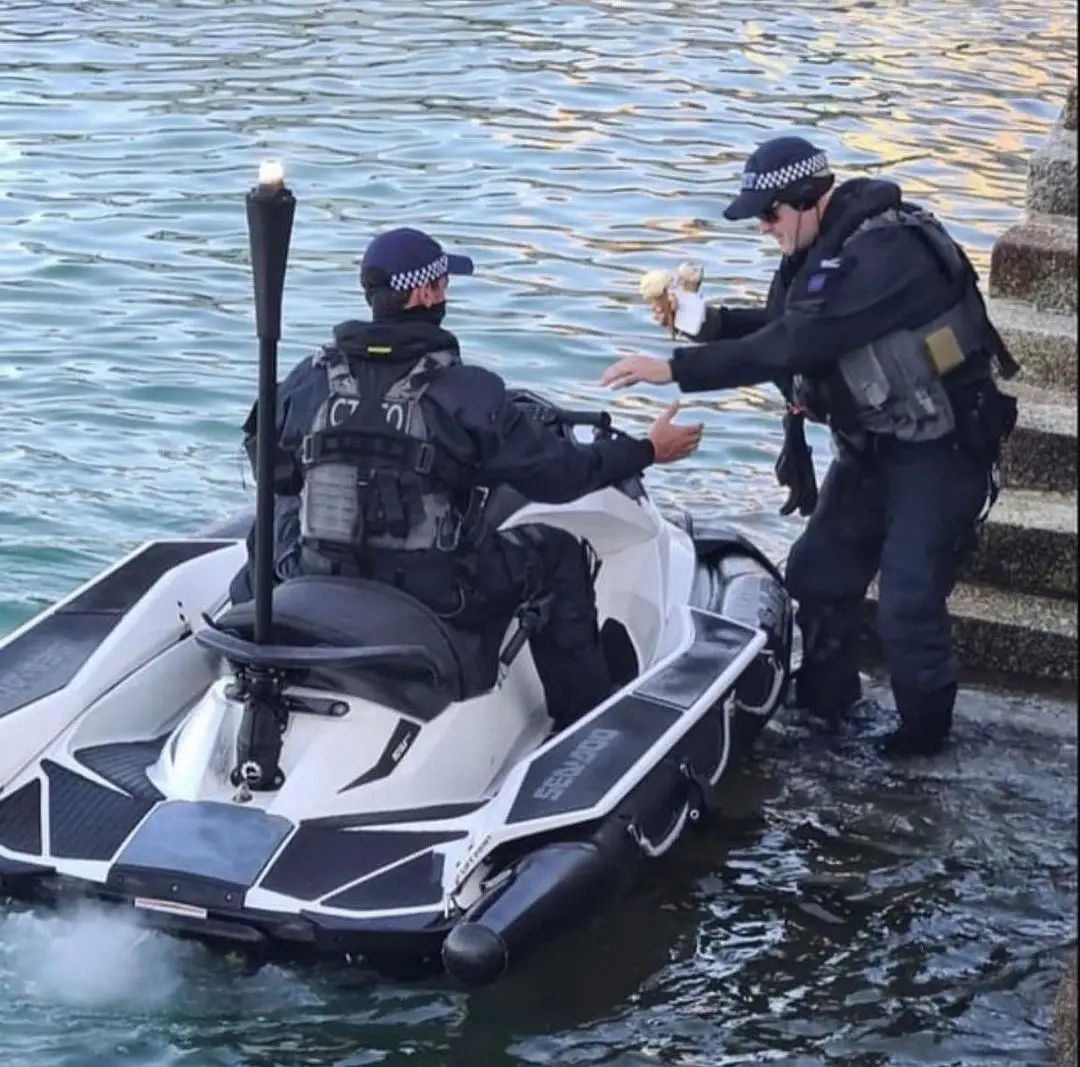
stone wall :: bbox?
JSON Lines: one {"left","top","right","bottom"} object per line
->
{"left": 862, "top": 81, "right": 1078, "bottom": 686}
{"left": 1053, "top": 947, "right": 1077, "bottom": 1067}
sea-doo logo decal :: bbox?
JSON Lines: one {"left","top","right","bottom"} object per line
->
{"left": 530, "top": 727, "right": 620, "bottom": 803}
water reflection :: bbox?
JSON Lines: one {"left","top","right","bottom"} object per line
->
{"left": 0, "top": 1, "right": 1076, "bottom": 1063}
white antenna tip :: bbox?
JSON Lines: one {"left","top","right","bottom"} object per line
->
{"left": 258, "top": 160, "right": 285, "bottom": 186}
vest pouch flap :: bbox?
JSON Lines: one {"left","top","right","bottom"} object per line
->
{"left": 837, "top": 344, "right": 892, "bottom": 412}
{"left": 837, "top": 330, "right": 957, "bottom": 442}
{"left": 923, "top": 325, "right": 966, "bottom": 376}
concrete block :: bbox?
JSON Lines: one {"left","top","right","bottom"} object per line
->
{"left": 1000, "top": 380, "right": 1078, "bottom": 493}
{"left": 989, "top": 298, "right": 1078, "bottom": 390}
{"left": 1054, "top": 949, "right": 1077, "bottom": 1067}
{"left": 862, "top": 580, "right": 1077, "bottom": 683}
{"left": 960, "top": 488, "right": 1077, "bottom": 599}
{"left": 1027, "top": 127, "right": 1078, "bottom": 217}
{"left": 990, "top": 214, "right": 1078, "bottom": 313}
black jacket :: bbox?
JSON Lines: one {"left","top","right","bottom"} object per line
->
{"left": 241, "top": 317, "right": 655, "bottom": 570}
{"left": 668, "top": 179, "right": 974, "bottom": 396}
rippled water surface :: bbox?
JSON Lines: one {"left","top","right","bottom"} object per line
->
{"left": 0, "top": 1, "right": 1076, "bottom": 1064}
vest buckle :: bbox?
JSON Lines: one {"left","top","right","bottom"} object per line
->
{"left": 414, "top": 442, "right": 435, "bottom": 474}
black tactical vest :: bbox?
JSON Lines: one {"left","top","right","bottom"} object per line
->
{"left": 297, "top": 341, "right": 474, "bottom": 558}
{"left": 787, "top": 205, "right": 1015, "bottom": 443}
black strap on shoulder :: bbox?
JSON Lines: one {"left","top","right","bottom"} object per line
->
{"left": 300, "top": 429, "right": 436, "bottom": 473}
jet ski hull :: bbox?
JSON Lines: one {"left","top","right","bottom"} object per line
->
{"left": 0, "top": 488, "right": 795, "bottom": 986}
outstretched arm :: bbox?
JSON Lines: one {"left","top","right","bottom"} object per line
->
{"left": 668, "top": 227, "right": 942, "bottom": 393}
{"left": 428, "top": 368, "right": 657, "bottom": 503}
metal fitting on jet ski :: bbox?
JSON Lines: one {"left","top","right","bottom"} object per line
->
{"left": 229, "top": 667, "right": 289, "bottom": 791}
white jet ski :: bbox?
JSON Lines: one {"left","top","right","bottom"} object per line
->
{"left": 0, "top": 164, "right": 797, "bottom": 987}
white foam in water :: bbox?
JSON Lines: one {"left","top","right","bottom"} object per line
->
{"left": 0, "top": 903, "right": 193, "bottom": 1010}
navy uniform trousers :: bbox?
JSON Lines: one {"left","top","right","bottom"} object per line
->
{"left": 784, "top": 433, "right": 990, "bottom": 749}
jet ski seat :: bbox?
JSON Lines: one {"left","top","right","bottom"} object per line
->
{"left": 212, "top": 575, "right": 497, "bottom": 702}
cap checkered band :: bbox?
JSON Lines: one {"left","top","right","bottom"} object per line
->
{"left": 741, "top": 151, "right": 830, "bottom": 192}
{"left": 388, "top": 254, "right": 449, "bottom": 292}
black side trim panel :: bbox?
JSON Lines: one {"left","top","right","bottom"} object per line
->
{"left": 507, "top": 697, "right": 679, "bottom": 825}
{"left": 505, "top": 611, "right": 759, "bottom": 826}
{"left": 636, "top": 611, "right": 759, "bottom": 711}
{"left": 0, "top": 778, "right": 43, "bottom": 855}
{"left": 44, "top": 760, "right": 157, "bottom": 861}
{"left": 0, "top": 540, "right": 234, "bottom": 719}
{"left": 322, "top": 850, "right": 446, "bottom": 911}
{"left": 305, "top": 801, "right": 486, "bottom": 830}
{"left": 111, "top": 801, "right": 292, "bottom": 889}
{"left": 260, "top": 827, "right": 464, "bottom": 902}
{"left": 339, "top": 719, "right": 421, "bottom": 793}
{"left": 74, "top": 736, "right": 169, "bottom": 802}
{"left": 0, "top": 614, "right": 119, "bottom": 723}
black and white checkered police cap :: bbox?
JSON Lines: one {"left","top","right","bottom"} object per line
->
{"left": 723, "top": 136, "right": 833, "bottom": 221}
{"left": 361, "top": 227, "right": 475, "bottom": 292}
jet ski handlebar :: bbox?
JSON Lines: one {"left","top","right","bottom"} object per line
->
{"left": 549, "top": 406, "right": 612, "bottom": 432}
{"left": 508, "top": 389, "right": 616, "bottom": 436}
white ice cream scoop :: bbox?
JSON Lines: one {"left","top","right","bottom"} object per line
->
{"left": 638, "top": 269, "right": 673, "bottom": 301}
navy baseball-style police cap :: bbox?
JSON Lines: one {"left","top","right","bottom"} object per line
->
{"left": 361, "top": 227, "right": 475, "bottom": 292}
{"left": 723, "top": 136, "right": 832, "bottom": 221}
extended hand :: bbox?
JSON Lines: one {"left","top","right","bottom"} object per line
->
{"left": 601, "top": 355, "right": 674, "bottom": 389}
{"left": 647, "top": 401, "right": 703, "bottom": 464}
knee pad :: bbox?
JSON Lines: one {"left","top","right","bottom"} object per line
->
{"left": 514, "top": 524, "right": 599, "bottom": 587}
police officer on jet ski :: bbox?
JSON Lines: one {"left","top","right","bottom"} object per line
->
{"left": 233, "top": 225, "right": 703, "bottom": 734}
{"left": 601, "top": 136, "right": 1019, "bottom": 757}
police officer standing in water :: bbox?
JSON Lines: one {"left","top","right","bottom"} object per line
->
{"left": 233, "top": 225, "right": 703, "bottom": 735}
{"left": 602, "top": 136, "right": 1020, "bottom": 757}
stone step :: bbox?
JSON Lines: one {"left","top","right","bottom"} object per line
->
{"left": 960, "top": 487, "right": 1077, "bottom": 599}
{"left": 989, "top": 213, "right": 1078, "bottom": 313}
{"left": 1000, "top": 380, "right": 1078, "bottom": 493}
{"left": 861, "top": 580, "right": 1077, "bottom": 684}
{"left": 1026, "top": 125, "right": 1078, "bottom": 217}
{"left": 989, "top": 297, "right": 1078, "bottom": 390}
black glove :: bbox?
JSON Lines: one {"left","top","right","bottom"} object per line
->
{"left": 774, "top": 407, "right": 819, "bottom": 517}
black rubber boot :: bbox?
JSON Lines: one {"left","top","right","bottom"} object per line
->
{"left": 879, "top": 681, "right": 957, "bottom": 757}
{"left": 795, "top": 658, "right": 864, "bottom": 728}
